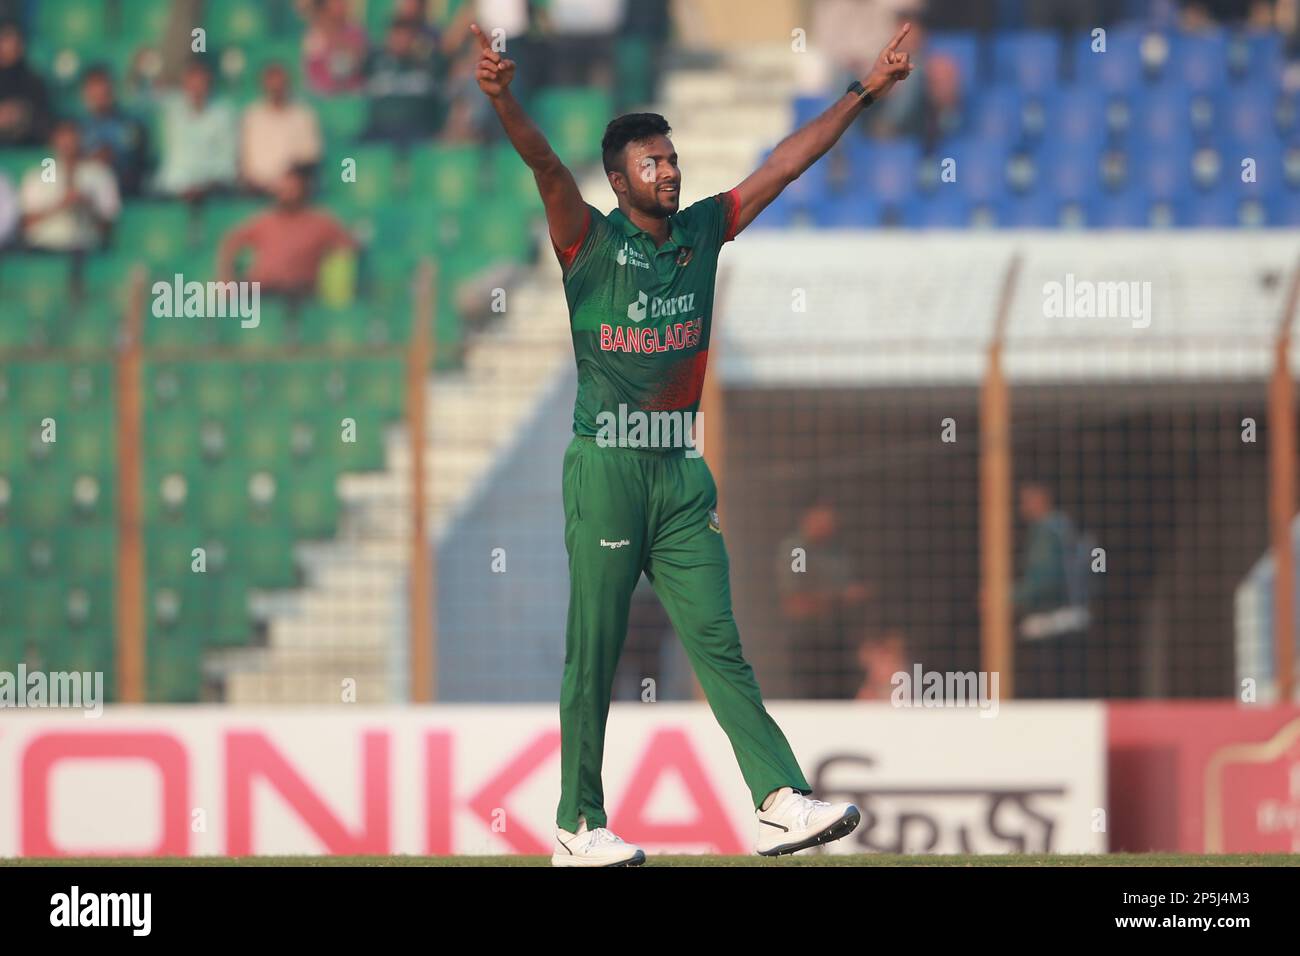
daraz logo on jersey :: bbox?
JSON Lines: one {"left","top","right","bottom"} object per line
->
{"left": 627, "top": 291, "right": 696, "bottom": 324}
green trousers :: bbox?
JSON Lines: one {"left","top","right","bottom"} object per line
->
{"left": 556, "top": 435, "right": 810, "bottom": 832}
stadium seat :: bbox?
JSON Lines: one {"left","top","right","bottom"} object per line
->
{"left": 845, "top": 140, "right": 921, "bottom": 205}
{"left": 811, "top": 194, "right": 883, "bottom": 228}
{"left": 1167, "top": 31, "right": 1228, "bottom": 94}
{"left": 1043, "top": 88, "right": 1108, "bottom": 146}
{"left": 1071, "top": 25, "right": 1145, "bottom": 90}
{"left": 1088, "top": 189, "right": 1154, "bottom": 228}
{"left": 1228, "top": 29, "right": 1283, "bottom": 85}
{"left": 326, "top": 144, "right": 399, "bottom": 210}
{"left": 36, "top": 0, "right": 108, "bottom": 51}
{"left": 991, "top": 31, "right": 1061, "bottom": 90}
{"left": 901, "top": 191, "right": 973, "bottom": 228}
{"left": 534, "top": 88, "right": 614, "bottom": 166}
{"left": 408, "top": 145, "right": 483, "bottom": 208}
{"left": 969, "top": 85, "right": 1026, "bottom": 144}
{"left": 937, "top": 139, "right": 1009, "bottom": 203}
{"left": 313, "top": 95, "right": 368, "bottom": 142}
{"left": 205, "top": 0, "right": 270, "bottom": 47}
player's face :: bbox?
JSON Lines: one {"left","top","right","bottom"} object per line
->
{"left": 623, "top": 135, "right": 680, "bottom": 217}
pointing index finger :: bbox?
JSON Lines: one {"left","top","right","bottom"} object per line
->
{"left": 470, "top": 22, "right": 492, "bottom": 52}
{"left": 886, "top": 22, "right": 912, "bottom": 53}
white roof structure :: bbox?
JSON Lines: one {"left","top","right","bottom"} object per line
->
{"left": 716, "top": 232, "right": 1300, "bottom": 387}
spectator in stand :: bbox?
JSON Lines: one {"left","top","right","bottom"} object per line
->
{"left": 361, "top": 17, "right": 444, "bottom": 144}
{"left": 0, "top": 170, "right": 18, "bottom": 248}
{"left": 19, "top": 120, "right": 120, "bottom": 252}
{"left": 302, "top": 0, "right": 369, "bottom": 95}
{"left": 854, "top": 628, "right": 909, "bottom": 701}
{"left": 778, "top": 501, "right": 872, "bottom": 699}
{"left": 79, "top": 65, "right": 151, "bottom": 197}
{"left": 0, "top": 20, "right": 53, "bottom": 146}
{"left": 217, "top": 164, "right": 356, "bottom": 300}
{"left": 241, "top": 62, "right": 322, "bottom": 196}
{"left": 538, "top": 0, "right": 625, "bottom": 88}
{"left": 154, "top": 58, "right": 239, "bottom": 201}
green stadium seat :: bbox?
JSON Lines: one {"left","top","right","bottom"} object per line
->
{"left": 115, "top": 0, "right": 172, "bottom": 44}
{"left": 66, "top": 527, "right": 116, "bottom": 578}
{"left": 535, "top": 88, "right": 614, "bottom": 166}
{"left": 314, "top": 96, "right": 368, "bottom": 142}
{"left": 36, "top": 0, "right": 108, "bottom": 50}
{"left": 0, "top": 149, "right": 43, "bottom": 184}
{"left": 283, "top": 466, "right": 340, "bottom": 537}
{"left": 407, "top": 145, "right": 482, "bottom": 208}
{"left": 490, "top": 143, "right": 544, "bottom": 212}
{"left": 351, "top": 357, "right": 406, "bottom": 415}
{"left": 206, "top": 0, "right": 270, "bottom": 47}
{"left": 462, "top": 200, "right": 535, "bottom": 262}
{"left": 325, "top": 144, "right": 399, "bottom": 209}
{"left": 113, "top": 203, "right": 200, "bottom": 268}
{"left": 235, "top": 526, "right": 298, "bottom": 588}
{"left": 1, "top": 256, "right": 74, "bottom": 331}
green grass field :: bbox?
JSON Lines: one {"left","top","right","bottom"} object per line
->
{"left": 4, "top": 854, "right": 1296, "bottom": 867}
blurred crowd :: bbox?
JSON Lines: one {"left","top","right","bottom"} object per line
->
{"left": 812, "top": 0, "right": 1300, "bottom": 151}
{"left": 0, "top": 0, "right": 668, "bottom": 296}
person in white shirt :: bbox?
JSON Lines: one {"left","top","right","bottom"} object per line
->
{"left": 240, "top": 61, "right": 322, "bottom": 196}
{"left": 153, "top": 58, "right": 239, "bottom": 199}
{"left": 19, "top": 120, "right": 120, "bottom": 252}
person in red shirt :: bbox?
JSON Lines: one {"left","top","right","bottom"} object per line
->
{"left": 217, "top": 165, "right": 356, "bottom": 299}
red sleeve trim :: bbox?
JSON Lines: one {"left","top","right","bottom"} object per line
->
{"left": 722, "top": 188, "right": 742, "bottom": 243}
{"left": 553, "top": 207, "right": 592, "bottom": 271}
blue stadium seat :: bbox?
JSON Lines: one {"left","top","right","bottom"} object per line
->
{"left": 996, "top": 193, "right": 1060, "bottom": 228}
{"left": 810, "top": 194, "right": 883, "bottom": 228}
{"left": 1229, "top": 30, "right": 1284, "bottom": 85}
{"left": 1166, "top": 31, "right": 1228, "bottom": 94}
{"left": 1036, "top": 141, "right": 1104, "bottom": 204}
{"left": 928, "top": 33, "right": 981, "bottom": 92}
{"left": 750, "top": 192, "right": 797, "bottom": 230}
{"left": 778, "top": 149, "right": 830, "bottom": 205}
{"left": 938, "top": 139, "right": 1009, "bottom": 203}
{"left": 1072, "top": 26, "right": 1145, "bottom": 91}
{"left": 1177, "top": 191, "right": 1246, "bottom": 227}
{"left": 1276, "top": 191, "right": 1300, "bottom": 226}
{"left": 846, "top": 140, "right": 921, "bottom": 204}
{"left": 969, "top": 86, "right": 1026, "bottom": 144}
{"left": 1221, "top": 85, "right": 1279, "bottom": 145}
{"left": 1088, "top": 189, "right": 1153, "bottom": 228}
{"left": 1135, "top": 145, "right": 1193, "bottom": 200}
{"left": 902, "top": 191, "right": 972, "bottom": 228}
{"left": 1224, "top": 139, "right": 1283, "bottom": 197}
{"left": 1044, "top": 88, "right": 1108, "bottom": 145}
{"left": 1132, "top": 88, "right": 1194, "bottom": 147}
{"left": 991, "top": 31, "right": 1061, "bottom": 90}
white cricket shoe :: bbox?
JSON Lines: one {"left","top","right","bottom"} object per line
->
{"left": 755, "top": 788, "right": 861, "bottom": 856}
{"left": 551, "top": 817, "right": 646, "bottom": 867}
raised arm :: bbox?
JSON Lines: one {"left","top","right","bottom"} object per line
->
{"left": 470, "top": 23, "right": 588, "bottom": 252}
{"left": 730, "top": 22, "right": 916, "bottom": 236}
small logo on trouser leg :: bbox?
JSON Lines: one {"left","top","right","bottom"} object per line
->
{"left": 707, "top": 508, "right": 721, "bottom": 533}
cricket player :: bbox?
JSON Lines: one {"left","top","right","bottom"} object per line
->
{"left": 471, "top": 20, "right": 915, "bottom": 866}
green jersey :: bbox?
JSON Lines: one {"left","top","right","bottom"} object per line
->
{"left": 556, "top": 191, "right": 740, "bottom": 439}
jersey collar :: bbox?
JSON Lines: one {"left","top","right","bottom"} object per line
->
{"left": 609, "top": 207, "right": 696, "bottom": 250}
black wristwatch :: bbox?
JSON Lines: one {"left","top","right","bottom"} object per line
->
{"left": 847, "top": 79, "right": 875, "bottom": 108}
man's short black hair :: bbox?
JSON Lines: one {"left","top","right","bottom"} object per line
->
{"left": 601, "top": 113, "right": 671, "bottom": 175}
